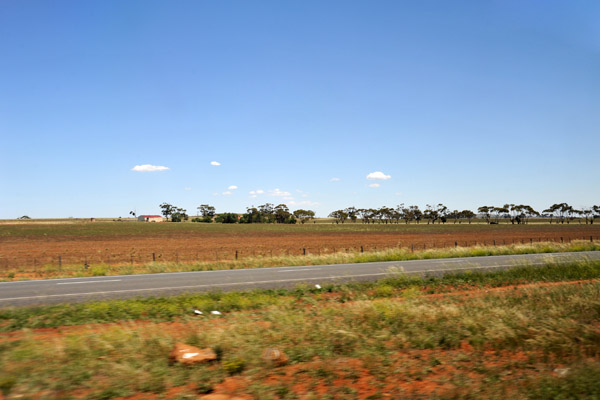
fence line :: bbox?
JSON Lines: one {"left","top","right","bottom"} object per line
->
{"left": 1, "top": 235, "right": 597, "bottom": 274}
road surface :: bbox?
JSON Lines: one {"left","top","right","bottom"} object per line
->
{"left": 1, "top": 251, "right": 598, "bottom": 307}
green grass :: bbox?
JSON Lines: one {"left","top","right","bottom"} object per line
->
{"left": 2, "top": 258, "right": 600, "bottom": 331}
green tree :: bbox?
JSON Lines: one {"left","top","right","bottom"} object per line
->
{"left": 215, "top": 213, "right": 238, "bottom": 223}
{"left": 328, "top": 210, "right": 348, "bottom": 224}
{"left": 274, "top": 204, "right": 293, "bottom": 224}
{"left": 293, "top": 209, "right": 315, "bottom": 224}
{"left": 345, "top": 207, "right": 358, "bottom": 223}
{"left": 170, "top": 207, "right": 188, "bottom": 222}
{"left": 258, "top": 203, "right": 275, "bottom": 223}
{"left": 543, "top": 203, "right": 571, "bottom": 224}
{"left": 460, "top": 210, "right": 476, "bottom": 224}
{"left": 478, "top": 206, "right": 493, "bottom": 224}
{"left": 159, "top": 203, "right": 174, "bottom": 222}
{"left": 197, "top": 204, "right": 216, "bottom": 222}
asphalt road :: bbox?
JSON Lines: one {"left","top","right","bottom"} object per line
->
{"left": 1, "top": 251, "right": 599, "bottom": 307}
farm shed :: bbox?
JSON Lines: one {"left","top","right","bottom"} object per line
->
{"left": 138, "top": 215, "right": 163, "bottom": 222}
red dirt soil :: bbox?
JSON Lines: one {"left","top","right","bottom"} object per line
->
{"left": 1, "top": 225, "right": 599, "bottom": 269}
{"left": 3, "top": 280, "right": 594, "bottom": 399}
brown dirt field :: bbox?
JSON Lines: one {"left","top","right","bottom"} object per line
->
{"left": 1, "top": 224, "right": 599, "bottom": 269}
{"left": 2, "top": 279, "right": 595, "bottom": 399}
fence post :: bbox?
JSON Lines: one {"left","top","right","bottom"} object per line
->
{"left": 530, "top": 238, "right": 533, "bottom": 245}
{"left": 235, "top": 250, "right": 238, "bottom": 260}
{"left": 152, "top": 252, "right": 156, "bottom": 262}
{"left": 455, "top": 241, "right": 457, "bottom": 248}
{"left": 493, "top": 240, "right": 496, "bottom": 246}
{"left": 303, "top": 248, "right": 306, "bottom": 256}
{"left": 58, "top": 256, "right": 62, "bottom": 270}
{"left": 561, "top": 237, "right": 564, "bottom": 243}
{"left": 411, "top": 244, "right": 414, "bottom": 253}
{"left": 361, "top": 246, "right": 364, "bottom": 253}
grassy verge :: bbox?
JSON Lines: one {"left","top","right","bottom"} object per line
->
{"left": 0, "top": 261, "right": 599, "bottom": 399}
{"left": 2, "top": 258, "right": 600, "bottom": 331}
{"left": 4, "top": 241, "right": 600, "bottom": 281}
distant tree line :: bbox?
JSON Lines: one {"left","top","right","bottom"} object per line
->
{"left": 157, "top": 202, "right": 316, "bottom": 224}
{"left": 328, "top": 203, "right": 599, "bottom": 225}
{"left": 156, "top": 202, "right": 599, "bottom": 225}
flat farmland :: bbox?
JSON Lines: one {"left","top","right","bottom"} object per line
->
{"left": 1, "top": 221, "right": 599, "bottom": 270}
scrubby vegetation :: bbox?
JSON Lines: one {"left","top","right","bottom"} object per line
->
{"left": 1, "top": 260, "right": 600, "bottom": 398}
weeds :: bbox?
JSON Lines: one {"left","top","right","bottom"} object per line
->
{"left": 3, "top": 241, "right": 599, "bottom": 281}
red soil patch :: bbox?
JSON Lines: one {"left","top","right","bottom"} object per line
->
{"left": 2, "top": 280, "right": 598, "bottom": 399}
{"left": 1, "top": 224, "right": 598, "bottom": 271}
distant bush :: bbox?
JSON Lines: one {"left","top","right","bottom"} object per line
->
{"left": 215, "top": 213, "right": 238, "bottom": 224}
{"left": 191, "top": 217, "right": 212, "bottom": 223}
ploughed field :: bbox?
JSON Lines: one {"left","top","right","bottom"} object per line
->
{"left": 1, "top": 221, "right": 599, "bottom": 269}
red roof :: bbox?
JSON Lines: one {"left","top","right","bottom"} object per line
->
{"left": 140, "top": 215, "right": 162, "bottom": 218}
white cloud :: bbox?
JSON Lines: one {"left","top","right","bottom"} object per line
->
{"left": 269, "top": 188, "right": 291, "bottom": 197}
{"left": 330, "top": 177, "right": 340, "bottom": 182}
{"left": 369, "top": 183, "right": 381, "bottom": 188}
{"left": 184, "top": 187, "right": 192, "bottom": 191}
{"left": 366, "top": 171, "right": 391, "bottom": 180}
{"left": 210, "top": 161, "right": 221, "bottom": 166}
{"left": 256, "top": 189, "right": 264, "bottom": 194}
{"left": 131, "top": 164, "right": 169, "bottom": 172}
{"left": 228, "top": 185, "right": 238, "bottom": 190}
{"left": 222, "top": 191, "right": 233, "bottom": 195}
{"left": 250, "top": 195, "right": 257, "bottom": 198}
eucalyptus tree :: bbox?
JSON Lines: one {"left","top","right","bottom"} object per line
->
{"left": 293, "top": 209, "right": 315, "bottom": 224}
{"left": 274, "top": 204, "right": 293, "bottom": 224}
{"left": 477, "top": 206, "right": 493, "bottom": 224}
{"left": 461, "top": 210, "right": 476, "bottom": 224}
{"left": 543, "top": 203, "right": 571, "bottom": 224}
{"left": 328, "top": 210, "right": 348, "bottom": 224}
{"left": 344, "top": 207, "right": 358, "bottom": 223}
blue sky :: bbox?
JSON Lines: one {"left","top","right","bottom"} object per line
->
{"left": 1, "top": 0, "right": 599, "bottom": 218}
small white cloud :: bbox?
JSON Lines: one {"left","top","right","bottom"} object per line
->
{"left": 184, "top": 187, "right": 192, "bottom": 191}
{"left": 269, "top": 188, "right": 291, "bottom": 197}
{"left": 210, "top": 161, "right": 221, "bottom": 166}
{"left": 222, "top": 191, "right": 233, "bottom": 195}
{"left": 256, "top": 189, "right": 264, "bottom": 194}
{"left": 296, "top": 189, "right": 303, "bottom": 193}
{"left": 228, "top": 185, "right": 238, "bottom": 190}
{"left": 395, "top": 192, "right": 402, "bottom": 196}
{"left": 250, "top": 195, "right": 257, "bottom": 198}
{"left": 366, "top": 171, "right": 391, "bottom": 180}
{"left": 369, "top": 183, "right": 381, "bottom": 188}
{"left": 131, "top": 164, "right": 169, "bottom": 172}
{"left": 330, "top": 177, "right": 340, "bottom": 182}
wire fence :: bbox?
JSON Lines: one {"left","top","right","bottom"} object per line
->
{"left": 1, "top": 235, "right": 597, "bottom": 274}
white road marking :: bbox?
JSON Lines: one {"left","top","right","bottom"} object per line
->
{"left": 57, "top": 279, "right": 122, "bottom": 285}
{"left": 0, "top": 262, "right": 558, "bottom": 302}
{"left": 278, "top": 268, "right": 322, "bottom": 273}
